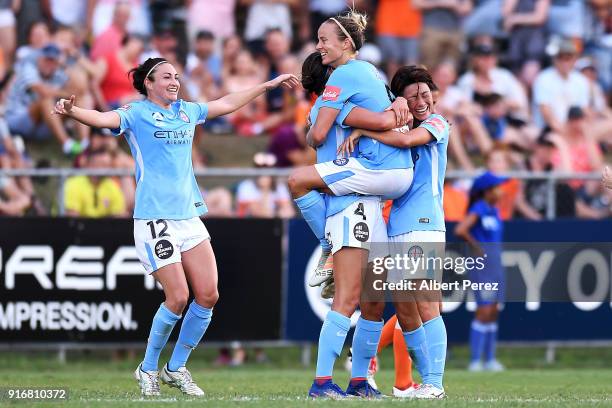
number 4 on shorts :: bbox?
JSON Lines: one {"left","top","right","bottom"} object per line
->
{"left": 354, "top": 203, "right": 366, "bottom": 220}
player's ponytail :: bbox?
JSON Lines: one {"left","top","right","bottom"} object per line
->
{"left": 301, "top": 52, "right": 331, "bottom": 96}
{"left": 128, "top": 57, "right": 167, "bottom": 96}
{"left": 327, "top": 9, "right": 367, "bottom": 52}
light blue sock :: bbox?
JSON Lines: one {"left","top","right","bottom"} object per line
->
{"left": 350, "top": 317, "right": 383, "bottom": 379}
{"left": 142, "top": 303, "right": 181, "bottom": 371}
{"left": 295, "top": 191, "right": 331, "bottom": 251}
{"left": 484, "top": 322, "right": 498, "bottom": 362}
{"left": 423, "top": 316, "right": 447, "bottom": 389}
{"left": 403, "top": 325, "right": 430, "bottom": 384}
{"left": 470, "top": 319, "right": 488, "bottom": 363}
{"left": 168, "top": 301, "right": 213, "bottom": 371}
{"left": 315, "top": 311, "right": 350, "bottom": 378}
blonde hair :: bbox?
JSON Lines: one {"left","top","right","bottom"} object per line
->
{"left": 326, "top": 10, "right": 367, "bottom": 51}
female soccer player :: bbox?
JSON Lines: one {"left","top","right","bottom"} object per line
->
{"left": 53, "top": 58, "right": 298, "bottom": 396}
{"left": 455, "top": 171, "right": 506, "bottom": 372}
{"left": 338, "top": 66, "right": 450, "bottom": 399}
{"left": 292, "top": 11, "right": 415, "bottom": 399}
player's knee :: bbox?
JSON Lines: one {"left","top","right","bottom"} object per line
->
{"left": 165, "top": 289, "right": 189, "bottom": 314}
{"left": 195, "top": 289, "right": 219, "bottom": 308}
{"left": 419, "top": 301, "right": 441, "bottom": 323}
{"left": 287, "top": 172, "right": 301, "bottom": 196}
{"left": 360, "top": 301, "right": 384, "bottom": 321}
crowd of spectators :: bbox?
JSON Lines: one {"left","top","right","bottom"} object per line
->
{"left": 0, "top": 0, "right": 610, "bottom": 220}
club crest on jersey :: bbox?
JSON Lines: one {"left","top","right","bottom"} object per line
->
{"left": 119, "top": 104, "right": 131, "bottom": 111}
{"left": 322, "top": 85, "right": 341, "bottom": 102}
{"left": 152, "top": 112, "right": 166, "bottom": 127}
{"left": 333, "top": 158, "right": 348, "bottom": 166}
{"left": 179, "top": 110, "right": 190, "bottom": 123}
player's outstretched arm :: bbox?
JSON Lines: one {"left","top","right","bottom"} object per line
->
{"left": 53, "top": 95, "right": 120, "bottom": 129}
{"left": 207, "top": 74, "right": 299, "bottom": 119}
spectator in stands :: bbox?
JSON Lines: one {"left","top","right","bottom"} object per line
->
{"left": 92, "top": 0, "right": 150, "bottom": 39}
{"left": 486, "top": 146, "right": 542, "bottom": 220}
{"left": 223, "top": 49, "right": 267, "bottom": 136}
{"left": 96, "top": 34, "right": 144, "bottom": 108}
{"left": 64, "top": 147, "right": 127, "bottom": 218}
{"left": 0, "top": 0, "right": 17, "bottom": 80}
{"left": 242, "top": 0, "right": 295, "bottom": 54}
{"left": 187, "top": 0, "right": 237, "bottom": 43}
{"left": 413, "top": 0, "right": 472, "bottom": 69}
{"left": 0, "top": 117, "right": 35, "bottom": 215}
{"left": 203, "top": 187, "right": 234, "bottom": 217}
{"left": 584, "top": 0, "right": 612, "bottom": 92}
{"left": 14, "top": 0, "right": 48, "bottom": 47}
{"left": 551, "top": 106, "right": 604, "bottom": 189}
{"left": 575, "top": 179, "right": 611, "bottom": 219}
{"left": 523, "top": 131, "right": 576, "bottom": 218}
{"left": 502, "top": 0, "right": 550, "bottom": 73}
{"left": 53, "top": 26, "right": 98, "bottom": 141}
{"left": 236, "top": 152, "right": 294, "bottom": 218}
{"left": 375, "top": 0, "right": 422, "bottom": 78}
{"left": 431, "top": 60, "right": 476, "bottom": 170}
{"left": 49, "top": 0, "right": 93, "bottom": 38}
{"left": 304, "top": 0, "right": 351, "bottom": 43}
{"left": 15, "top": 20, "right": 51, "bottom": 68}
{"left": 575, "top": 57, "right": 612, "bottom": 120}
{"left": 547, "top": 0, "right": 586, "bottom": 44}
{"left": 6, "top": 43, "right": 88, "bottom": 155}
{"left": 221, "top": 34, "right": 243, "bottom": 82}
{"left": 457, "top": 41, "right": 530, "bottom": 120}
{"left": 532, "top": 38, "right": 589, "bottom": 132}
{"left": 90, "top": 0, "right": 131, "bottom": 60}
{"left": 463, "top": 0, "right": 504, "bottom": 39}
{"left": 603, "top": 166, "right": 612, "bottom": 190}
{"left": 186, "top": 30, "right": 223, "bottom": 101}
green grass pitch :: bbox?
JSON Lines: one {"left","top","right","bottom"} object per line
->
{"left": 1, "top": 350, "right": 612, "bottom": 408}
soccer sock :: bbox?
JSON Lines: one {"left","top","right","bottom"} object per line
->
{"left": 294, "top": 191, "right": 331, "bottom": 251}
{"left": 484, "top": 322, "right": 499, "bottom": 362}
{"left": 168, "top": 301, "right": 213, "bottom": 371}
{"left": 393, "top": 319, "right": 413, "bottom": 389}
{"left": 142, "top": 303, "right": 181, "bottom": 372}
{"left": 470, "top": 319, "right": 488, "bottom": 363}
{"left": 423, "top": 316, "right": 447, "bottom": 389}
{"left": 377, "top": 315, "right": 397, "bottom": 353}
{"left": 350, "top": 317, "right": 383, "bottom": 380}
{"left": 315, "top": 311, "right": 350, "bottom": 378}
{"left": 403, "top": 325, "right": 430, "bottom": 384}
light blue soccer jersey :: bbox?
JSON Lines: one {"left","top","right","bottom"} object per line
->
{"left": 112, "top": 99, "right": 208, "bottom": 220}
{"left": 310, "top": 96, "right": 359, "bottom": 217}
{"left": 388, "top": 114, "right": 450, "bottom": 236}
{"left": 320, "top": 59, "right": 412, "bottom": 171}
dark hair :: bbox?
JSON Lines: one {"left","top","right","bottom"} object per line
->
{"left": 121, "top": 33, "right": 145, "bottom": 47}
{"left": 390, "top": 65, "right": 436, "bottom": 98}
{"left": 128, "top": 57, "right": 167, "bottom": 96}
{"left": 196, "top": 30, "right": 214, "bottom": 41}
{"left": 325, "top": 10, "right": 367, "bottom": 51}
{"left": 301, "top": 52, "right": 331, "bottom": 96}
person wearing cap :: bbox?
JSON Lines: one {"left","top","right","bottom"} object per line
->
{"left": 5, "top": 43, "right": 87, "bottom": 155}
{"left": 456, "top": 40, "right": 529, "bottom": 120}
{"left": 532, "top": 38, "right": 590, "bottom": 132}
{"left": 575, "top": 57, "right": 612, "bottom": 120}
{"left": 454, "top": 171, "right": 506, "bottom": 372}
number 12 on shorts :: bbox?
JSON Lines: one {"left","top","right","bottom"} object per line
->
{"left": 147, "top": 219, "right": 169, "bottom": 239}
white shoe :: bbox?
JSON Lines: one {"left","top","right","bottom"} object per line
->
{"left": 160, "top": 364, "right": 205, "bottom": 396}
{"left": 392, "top": 383, "right": 419, "bottom": 398}
{"left": 309, "top": 249, "right": 333, "bottom": 287}
{"left": 468, "top": 360, "right": 484, "bottom": 372}
{"left": 133, "top": 363, "right": 160, "bottom": 396}
{"left": 320, "top": 279, "right": 335, "bottom": 299}
{"left": 484, "top": 359, "right": 505, "bottom": 372}
{"left": 413, "top": 384, "right": 445, "bottom": 399}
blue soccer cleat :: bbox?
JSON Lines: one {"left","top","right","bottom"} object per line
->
{"left": 308, "top": 379, "right": 349, "bottom": 399}
{"left": 346, "top": 379, "right": 384, "bottom": 398}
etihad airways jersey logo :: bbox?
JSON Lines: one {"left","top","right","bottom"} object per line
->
{"left": 322, "top": 85, "right": 341, "bottom": 102}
